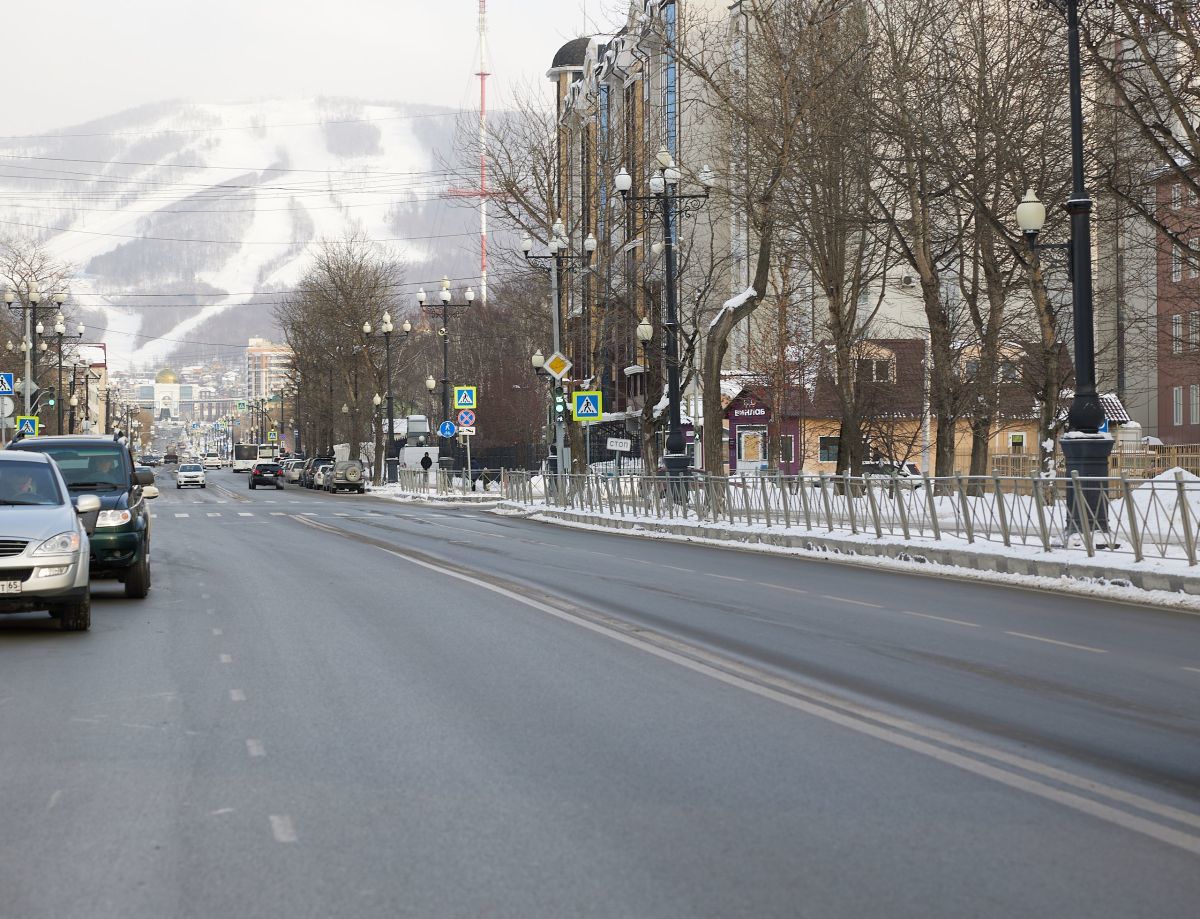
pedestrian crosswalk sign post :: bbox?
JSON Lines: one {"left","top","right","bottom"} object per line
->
{"left": 571, "top": 391, "right": 602, "bottom": 422}
{"left": 267, "top": 430, "right": 278, "bottom": 442}
{"left": 453, "top": 386, "right": 477, "bottom": 410}
{"left": 15, "top": 415, "right": 38, "bottom": 436}
{"left": 0, "top": 373, "right": 12, "bottom": 396}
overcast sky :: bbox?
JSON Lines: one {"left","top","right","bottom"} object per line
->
{"left": 6, "top": 1, "right": 608, "bottom": 135}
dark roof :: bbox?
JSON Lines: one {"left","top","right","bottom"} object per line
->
{"left": 551, "top": 37, "right": 590, "bottom": 70}
{"left": 1100, "top": 393, "right": 1131, "bottom": 424}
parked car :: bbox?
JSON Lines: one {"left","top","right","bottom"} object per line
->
{"left": 140, "top": 454, "right": 162, "bottom": 467}
{"left": 327, "top": 459, "right": 366, "bottom": 494}
{"left": 203, "top": 453, "right": 222, "bottom": 470}
{"left": 7, "top": 433, "right": 157, "bottom": 599}
{"left": 176, "top": 463, "right": 206, "bottom": 488}
{"left": 861, "top": 460, "right": 923, "bottom": 489}
{"left": 312, "top": 464, "right": 334, "bottom": 490}
{"left": 0, "top": 451, "right": 100, "bottom": 630}
{"left": 248, "top": 462, "right": 283, "bottom": 490}
{"left": 302, "top": 455, "right": 333, "bottom": 489}
{"left": 281, "top": 459, "right": 303, "bottom": 484}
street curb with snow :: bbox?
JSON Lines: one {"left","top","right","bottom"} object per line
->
{"left": 490, "top": 502, "right": 1200, "bottom": 613}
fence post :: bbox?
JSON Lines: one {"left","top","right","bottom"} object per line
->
{"left": 865, "top": 477, "right": 883, "bottom": 538}
{"left": 1176, "top": 470, "right": 1198, "bottom": 566}
{"left": 798, "top": 475, "right": 814, "bottom": 530}
{"left": 895, "top": 475, "right": 911, "bottom": 541}
{"left": 956, "top": 474, "right": 975, "bottom": 544}
{"left": 1121, "top": 475, "right": 1143, "bottom": 563}
{"left": 992, "top": 474, "right": 1011, "bottom": 548}
{"left": 923, "top": 474, "right": 940, "bottom": 541}
{"left": 1071, "top": 471, "right": 1096, "bottom": 557}
{"left": 779, "top": 473, "right": 792, "bottom": 528}
{"left": 820, "top": 474, "right": 835, "bottom": 532}
{"left": 760, "top": 475, "right": 772, "bottom": 527}
{"left": 844, "top": 472, "right": 858, "bottom": 535}
{"left": 1032, "top": 477, "right": 1052, "bottom": 551}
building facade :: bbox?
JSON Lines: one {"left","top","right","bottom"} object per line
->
{"left": 246, "top": 338, "right": 292, "bottom": 401}
{"left": 1156, "top": 174, "right": 1200, "bottom": 442}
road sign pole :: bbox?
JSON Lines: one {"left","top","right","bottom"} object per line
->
{"left": 551, "top": 256, "right": 566, "bottom": 491}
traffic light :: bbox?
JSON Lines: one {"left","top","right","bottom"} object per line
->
{"left": 553, "top": 386, "right": 567, "bottom": 424}
{"left": 45, "top": 387, "right": 55, "bottom": 408}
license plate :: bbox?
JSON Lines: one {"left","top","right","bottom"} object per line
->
{"left": 0, "top": 580, "right": 21, "bottom": 594}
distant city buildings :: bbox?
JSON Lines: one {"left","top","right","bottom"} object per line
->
{"left": 246, "top": 338, "right": 292, "bottom": 401}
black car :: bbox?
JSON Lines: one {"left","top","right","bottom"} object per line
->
{"left": 249, "top": 462, "right": 283, "bottom": 490}
{"left": 7, "top": 433, "right": 157, "bottom": 598}
{"left": 301, "top": 455, "right": 333, "bottom": 489}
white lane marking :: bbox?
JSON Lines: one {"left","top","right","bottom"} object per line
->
{"left": 219, "top": 654, "right": 233, "bottom": 664}
{"left": 334, "top": 512, "right": 350, "bottom": 517}
{"left": 1004, "top": 631, "right": 1108, "bottom": 654}
{"left": 174, "top": 513, "right": 189, "bottom": 518}
{"left": 210, "top": 808, "right": 235, "bottom": 817}
{"left": 207, "top": 512, "right": 221, "bottom": 517}
{"left": 238, "top": 512, "right": 254, "bottom": 517}
{"left": 229, "top": 689, "right": 246, "bottom": 702}
{"left": 216, "top": 500, "right": 228, "bottom": 504}
{"left": 821, "top": 594, "right": 883, "bottom": 609}
{"left": 265, "top": 500, "right": 277, "bottom": 504}
{"left": 902, "top": 610, "right": 982, "bottom": 628}
{"left": 150, "top": 513, "right": 158, "bottom": 519}
{"left": 1183, "top": 667, "right": 1200, "bottom": 674}
{"left": 270, "top": 512, "right": 287, "bottom": 516}
{"left": 270, "top": 815, "right": 297, "bottom": 843}
{"left": 289, "top": 500, "right": 300, "bottom": 504}
{"left": 246, "top": 739, "right": 266, "bottom": 757}
{"left": 760, "top": 583, "right": 809, "bottom": 595}
{"left": 622, "top": 557, "right": 692, "bottom": 573}
{"left": 706, "top": 573, "right": 746, "bottom": 582}
{"left": 377, "top": 544, "right": 1200, "bottom": 855}
{"left": 212, "top": 628, "right": 223, "bottom": 636}
{"left": 301, "top": 512, "right": 317, "bottom": 516}
{"left": 47, "top": 790, "right": 62, "bottom": 810}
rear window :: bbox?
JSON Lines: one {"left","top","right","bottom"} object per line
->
{"left": 256, "top": 464, "right": 280, "bottom": 472}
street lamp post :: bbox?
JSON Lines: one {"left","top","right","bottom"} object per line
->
{"left": 46, "top": 312, "right": 84, "bottom": 434}
{"left": 417, "top": 277, "right": 473, "bottom": 467}
{"left": 615, "top": 150, "right": 714, "bottom": 486}
{"left": 364, "top": 312, "right": 411, "bottom": 480}
{"left": 521, "top": 221, "right": 596, "bottom": 489}
{"left": 1015, "top": 0, "right": 1113, "bottom": 534}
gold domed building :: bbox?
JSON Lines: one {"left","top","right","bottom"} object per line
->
{"left": 133, "top": 368, "right": 195, "bottom": 421}
{"left": 155, "top": 368, "right": 179, "bottom": 385}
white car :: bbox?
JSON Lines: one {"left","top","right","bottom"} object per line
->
{"left": 202, "top": 454, "right": 222, "bottom": 470}
{"left": 312, "top": 464, "right": 333, "bottom": 490}
{"left": 176, "top": 463, "right": 207, "bottom": 488}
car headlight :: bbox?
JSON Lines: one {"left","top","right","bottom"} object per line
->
{"left": 96, "top": 509, "right": 133, "bottom": 528}
{"left": 33, "top": 531, "right": 81, "bottom": 556}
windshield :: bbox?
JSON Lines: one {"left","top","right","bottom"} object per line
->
{"left": 180, "top": 464, "right": 203, "bottom": 472}
{"left": 0, "top": 460, "right": 64, "bottom": 505}
{"left": 24, "top": 445, "right": 128, "bottom": 490}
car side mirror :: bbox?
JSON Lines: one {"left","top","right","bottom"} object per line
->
{"left": 143, "top": 485, "right": 159, "bottom": 500}
{"left": 76, "top": 494, "right": 101, "bottom": 514}
{"left": 135, "top": 468, "right": 155, "bottom": 486}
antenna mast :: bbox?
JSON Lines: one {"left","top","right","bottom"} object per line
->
{"left": 478, "top": 0, "right": 489, "bottom": 306}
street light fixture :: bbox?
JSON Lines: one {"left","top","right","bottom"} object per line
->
{"left": 1016, "top": 0, "right": 1113, "bottom": 536}
{"left": 418, "top": 277, "right": 473, "bottom": 466}
{"left": 45, "top": 307, "right": 83, "bottom": 434}
{"left": 531, "top": 349, "right": 545, "bottom": 371}
{"left": 615, "top": 147, "right": 712, "bottom": 485}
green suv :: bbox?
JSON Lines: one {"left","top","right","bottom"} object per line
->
{"left": 8, "top": 434, "right": 157, "bottom": 598}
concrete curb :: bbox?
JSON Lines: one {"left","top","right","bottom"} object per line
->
{"left": 491, "top": 502, "right": 1200, "bottom": 609}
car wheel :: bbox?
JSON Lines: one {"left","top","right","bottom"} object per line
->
{"left": 358, "top": 487, "right": 365, "bottom": 495}
{"left": 201, "top": 484, "right": 206, "bottom": 489}
{"left": 54, "top": 593, "right": 91, "bottom": 631}
{"left": 176, "top": 483, "right": 181, "bottom": 489}
{"left": 276, "top": 483, "right": 283, "bottom": 490}
{"left": 124, "top": 551, "right": 151, "bottom": 599}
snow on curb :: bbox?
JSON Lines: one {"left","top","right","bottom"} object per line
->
{"left": 490, "top": 502, "right": 1200, "bottom": 613}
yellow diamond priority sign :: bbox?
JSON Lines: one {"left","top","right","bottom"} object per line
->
{"left": 544, "top": 351, "right": 572, "bottom": 380}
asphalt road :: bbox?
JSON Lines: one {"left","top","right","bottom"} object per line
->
{"left": 1, "top": 467, "right": 1198, "bottom": 918}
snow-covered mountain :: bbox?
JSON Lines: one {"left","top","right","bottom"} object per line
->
{"left": 0, "top": 98, "right": 482, "bottom": 368}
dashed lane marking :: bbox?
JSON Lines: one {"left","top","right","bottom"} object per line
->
{"left": 229, "top": 689, "right": 246, "bottom": 702}
{"left": 246, "top": 739, "right": 266, "bottom": 757}
{"left": 207, "top": 512, "right": 221, "bottom": 517}
{"left": 1183, "top": 667, "right": 1200, "bottom": 674}
{"left": 269, "top": 815, "right": 297, "bottom": 843}
{"left": 902, "top": 610, "right": 982, "bottom": 628}
{"left": 621, "top": 557, "right": 692, "bottom": 573}
{"left": 212, "top": 628, "right": 223, "bottom": 636}
{"left": 706, "top": 573, "right": 746, "bottom": 582}
{"left": 821, "top": 594, "right": 884, "bottom": 609}
{"left": 174, "top": 513, "right": 189, "bottom": 518}
{"left": 270, "top": 512, "right": 287, "bottom": 516}
{"left": 219, "top": 654, "right": 232, "bottom": 664}
{"left": 1004, "top": 631, "right": 1108, "bottom": 654}
{"left": 237, "top": 512, "right": 254, "bottom": 517}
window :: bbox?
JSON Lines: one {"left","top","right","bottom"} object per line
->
{"left": 1009, "top": 433, "right": 1026, "bottom": 455}
{"left": 1173, "top": 246, "right": 1183, "bottom": 282}
{"left": 964, "top": 359, "right": 980, "bottom": 380}
{"left": 1172, "top": 314, "right": 1183, "bottom": 352}
{"left": 1192, "top": 385, "right": 1200, "bottom": 425}
{"left": 1192, "top": 243, "right": 1199, "bottom": 279}
{"left": 1000, "top": 360, "right": 1019, "bottom": 382}
{"left": 737, "top": 427, "right": 766, "bottom": 467}
{"left": 855, "top": 358, "right": 892, "bottom": 383}
{"left": 1174, "top": 386, "right": 1184, "bottom": 426}
{"left": 1172, "top": 184, "right": 1182, "bottom": 209}
{"left": 780, "top": 435, "right": 795, "bottom": 464}
{"left": 818, "top": 436, "right": 840, "bottom": 464}
{"left": 1191, "top": 312, "right": 1200, "bottom": 350}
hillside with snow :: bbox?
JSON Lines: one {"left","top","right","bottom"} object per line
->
{"left": 0, "top": 98, "right": 484, "bottom": 368}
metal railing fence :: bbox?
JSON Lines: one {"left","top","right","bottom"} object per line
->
{"left": 498, "top": 470, "right": 1200, "bottom": 566}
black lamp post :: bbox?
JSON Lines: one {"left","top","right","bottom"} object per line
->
{"left": 615, "top": 150, "right": 714, "bottom": 485}
{"left": 417, "top": 277, "right": 473, "bottom": 466}
{"left": 522, "top": 222, "right": 596, "bottom": 487}
{"left": 45, "top": 312, "right": 84, "bottom": 434}
{"left": 1015, "top": 0, "right": 1114, "bottom": 533}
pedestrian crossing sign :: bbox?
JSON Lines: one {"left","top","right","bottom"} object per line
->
{"left": 15, "top": 415, "right": 38, "bottom": 436}
{"left": 454, "top": 386, "right": 477, "bottom": 410}
{"left": 0, "top": 373, "right": 12, "bottom": 396}
{"left": 571, "top": 390, "right": 602, "bottom": 422}
{"left": 267, "top": 430, "right": 278, "bottom": 441}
